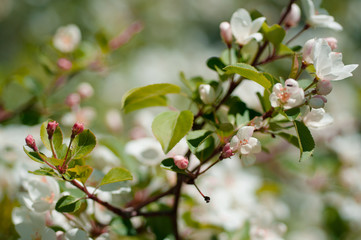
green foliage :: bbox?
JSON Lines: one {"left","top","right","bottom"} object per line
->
{"left": 121, "top": 83, "right": 181, "bottom": 113}
{"left": 99, "top": 167, "right": 133, "bottom": 186}
{"left": 55, "top": 195, "right": 82, "bottom": 213}
{"left": 223, "top": 63, "right": 271, "bottom": 89}
{"left": 206, "top": 57, "right": 226, "bottom": 72}
{"left": 28, "top": 167, "right": 59, "bottom": 178}
{"left": 23, "top": 147, "right": 44, "bottom": 163}
{"left": 186, "top": 130, "right": 215, "bottom": 161}
{"left": 293, "top": 120, "right": 315, "bottom": 161}
{"left": 71, "top": 129, "right": 96, "bottom": 159}
{"left": 152, "top": 110, "right": 193, "bottom": 153}
{"left": 261, "top": 23, "right": 286, "bottom": 47}
{"left": 160, "top": 158, "right": 187, "bottom": 174}
{"left": 67, "top": 165, "right": 93, "bottom": 184}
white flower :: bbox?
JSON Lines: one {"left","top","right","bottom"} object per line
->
{"left": 230, "top": 8, "right": 266, "bottom": 45}
{"left": 53, "top": 24, "right": 81, "bottom": 53}
{"left": 230, "top": 126, "right": 261, "bottom": 164}
{"left": 302, "top": 0, "right": 342, "bottom": 31}
{"left": 64, "top": 228, "right": 89, "bottom": 240}
{"left": 199, "top": 84, "right": 216, "bottom": 104}
{"left": 269, "top": 79, "right": 305, "bottom": 109}
{"left": 22, "top": 176, "right": 60, "bottom": 212}
{"left": 283, "top": 3, "right": 301, "bottom": 27}
{"left": 312, "top": 39, "right": 358, "bottom": 81}
{"left": 303, "top": 108, "right": 333, "bottom": 128}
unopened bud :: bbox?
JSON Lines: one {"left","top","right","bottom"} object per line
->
{"left": 220, "top": 21, "right": 232, "bottom": 48}
{"left": 77, "top": 82, "right": 94, "bottom": 99}
{"left": 316, "top": 79, "right": 333, "bottom": 95}
{"left": 324, "top": 37, "right": 337, "bottom": 50}
{"left": 173, "top": 155, "right": 189, "bottom": 170}
{"left": 65, "top": 93, "right": 81, "bottom": 107}
{"left": 57, "top": 58, "right": 72, "bottom": 70}
{"left": 221, "top": 143, "right": 234, "bottom": 159}
{"left": 25, "top": 135, "right": 38, "bottom": 152}
{"left": 309, "top": 95, "right": 327, "bottom": 109}
{"left": 199, "top": 84, "right": 216, "bottom": 105}
{"left": 72, "top": 122, "right": 84, "bottom": 137}
{"left": 302, "top": 38, "right": 315, "bottom": 64}
{"left": 284, "top": 3, "right": 301, "bottom": 28}
{"left": 47, "top": 121, "right": 59, "bottom": 139}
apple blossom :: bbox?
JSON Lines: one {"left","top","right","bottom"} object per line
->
{"left": 283, "top": 3, "right": 301, "bottom": 28}
{"left": 77, "top": 82, "right": 94, "bottom": 99}
{"left": 269, "top": 79, "right": 305, "bottom": 109}
{"left": 220, "top": 21, "right": 232, "bottom": 47}
{"left": 53, "top": 24, "right": 81, "bottom": 53}
{"left": 303, "top": 108, "right": 333, "bottom": 128}
{"left": 230, "top": 8, "right": 266, "bottom": 46}
{"left": 57, "top": 58, "right": 72, "bottom": 70}
{"left": 199, "top": 84, "right": 216, "bottom": 105}
{"left": 312, "top": 39, "right": 358, "bottom": 81}
{"left": 65, "top": 93, "right": 81, "bottom": 108}
{"left": 324, "top": 37, "right": 338, "bottom": 50}
{"left": 302, "top": 0, "right": 342, "bottom": 31}
{"left": 230, "top": 126, "right": 261, "bottom": 164}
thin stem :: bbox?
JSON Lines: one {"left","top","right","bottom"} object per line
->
{"left": 49, "top": 139, "right": 57, "bottom": 159}
{"left": 304, "top": 78, "right": 318, "bottom": 91}
{"left": 171, "top": 175, "right": 183, "bottom": 240}
{"left": 132, "top": 186, "right": 176, "bottom": 211}
{"left": 60, "top": 137, "right": 74, "bottom": 171}
{"left": 198, "top": 159, "right": 221, "bottom": 175}
{"left": 286, "top": 24, "right": 310, "bottom": 45}
{"left": 278, "top": 0, "right": 298, "bottom": 25}
{"left": 251, "top": 41, "right": 269, "bottom": 66}
{"left": 35, "top": 150, "right": 57, "bottom": 170}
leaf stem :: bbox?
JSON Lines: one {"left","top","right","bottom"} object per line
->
{"left": 49, "top": 139, "right": 58, "bottom": 159}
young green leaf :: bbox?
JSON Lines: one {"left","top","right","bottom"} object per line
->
{"left": 23, "top": 146, "right": 44, "bottom": 163}
{"left": 67, "top": 165, "right": 93, "bottom": 184}
{"left": 152, "top": 110, "right": 193, "bottom": 153}
{"left": 71, "top": 129, "right": 96, "bottom": 159}
{"left": 28, "top": 168, "right": 59, "bottom": 178}
{"left": 121, "top": 83, "right": 181, "bottom": 113}
{"left": 55, "top": 195, "right": 82, "bottom": 213}
{"left": 99, "top": 167, "right": 133, "bottom": 186}
{"left": 261, "top": 23, "right": 286, "bottom": 47}
{"left": 293, "top": 120, "right": 315, "bottom": 161}
{"left": 289, "top": 53, "right": 299, "bottom": 79}
{"left": 160, "top": 158, "right": 187, "bottom": 174}
{"left": 223, "top": 63, "right": 271, "bottom": 89}
{"left": 206, "top": 57, "right": 226, "bottom": 72}
{"left": 186, "top": 130, "right": 215, "bottom": 161}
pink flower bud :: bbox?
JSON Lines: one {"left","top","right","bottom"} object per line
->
{"left": 324, "top": 37, "right": 337, "bottom": 50}
{"left": 219, "top": 21, "right": 232, "bottom": 48}
{"left": 221, "top": 143, "right": 234, "bottom": 159}
{"left": 309, "top": 95, "right": 327, "bottom": 109}
{"left": 25, "top": 135, "right": 38, "bottom": 152}
{"left": 47, "top": 121, "right": 59, "bottom": 139}
{"left": 65, "top": 93, "right": 81, "bottom": 107}
{"left": 57, "top": 58, "right": 72, "bottom": 70}
{"left": 173, "top": 155, "right": 189, "bottom": 170}
{"left": 77, "top": 82, "right": 94, "bottom": 99}
{"left": 284, "top": 3, "right": 301, "bottom": 28}
{"left": 316, "top": 79, "right": 333, "bottom": 95}
{"left": 72, "top": 122, "right": 84, "bottom": 137}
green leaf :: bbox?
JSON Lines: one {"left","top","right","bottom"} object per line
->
{"left": 256, "top": 92, "right": 271, "bottom": 112}
{"left": 28, "top": 168, "right": 59, "bottom": 178}
{"left": 293, "top": 120, "right": 315, "bottom": 161}
{"left": 40, "top": 120, "right": 63, "bottom": 156}
{"left": 67, "top": 165, "right": 93, "bottom": 184}
{"left": 186, "top": 130, "right": 215, "bottom": 161}
{"left": 223, "top": 63, "right": 271, "bottom": 89}
{"left": 284, "top": 108, "right": 301, "bottom": 121}
{"left": 263, "top": 73, "right": 280, "bottom": 88}
{"left": 277, "top": 132, "right": 300, "bottom": 148}
{"left": 277, "top": 44, "right": 294, "bottom": 55}
{"left": 46, "top": 157, "right": 63, "bottom": 167}
{"left": 55, "top": 195, "right": 82, "bottom": 213}
{"left": 152, "top": 110, "right": 193, "bottom": 153}
{"left": 160, "top": 158, "right": 187, "bottom": 174}
{"left": 99, "top": 167, "right": 133, "bottom": 186}
{"left": 23, "top": 146, "right": 44, "bottom": 164}
{"left": 71, "top": 129, "right": 96, "bottom": 159}
{"left": 121, "top": 83, "right": 181, "bottom": 113}
{"left": 261, "top": 23, "right": 286, "bottom": 47}
{"left": 289, "top": 53, "right": 299, "bottom": 79}
{"left": 206, "top": 57, "right": 226, "bottom": 72}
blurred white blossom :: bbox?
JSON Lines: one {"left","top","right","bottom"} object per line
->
{"left": 53, "top": 24, "right": 81, "bottom": 53}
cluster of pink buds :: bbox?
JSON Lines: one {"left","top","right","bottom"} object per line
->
{"left": 57, "top": 58, "right": 72, "bottom": 71}
{"left": 173, "top": 155, "right": 189, "bottom": 170}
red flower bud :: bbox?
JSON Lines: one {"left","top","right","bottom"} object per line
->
{"left": 57, "top": 58, "right": 72, "bottom": 70}
{"left": 65, "top": 93, "right": 81, "bottom": 108}
{"left": 221, "top": 143, "right": 234, "bottom": 159}
{"left": 72, "top": 122, "right": 84, "bottom": 137}
{"left": 173, "top": 155, "right": 189, "bottom": 170}
{"left": 25, "top": 135, "right": 38, "bottom": 152}
{"left": 47, "top": 121, "right": 59, "bottom": 139}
